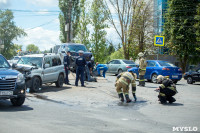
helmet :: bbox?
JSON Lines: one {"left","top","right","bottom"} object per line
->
{"left": 138, "top": 52, "right": 144, "bottom": 57}
{"left": 156, "top": 75, "right": 164, "bottom": 84}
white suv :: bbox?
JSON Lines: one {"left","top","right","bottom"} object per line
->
{"left": 13, "top": 53, "right": 65, "bottom": 92}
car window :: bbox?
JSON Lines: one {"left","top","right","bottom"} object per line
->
{"left": 197, "top": 69, "right": 200, "bottom": 73}
{"left": 14, "top": 57, "right": 20, "bottom": 60}
{"left": 44, "top": 57, "right": 52, "bottom": 67}
{"left": 113, "top": 60, "right": 121, "bottom": 64}
{"left": 122, "top": 60, "right": 135, "bottom": 64}
{"left": 18, "top": 57, "right": 43, "bottom": 68}
{"left": 65, "top": 45, "right": 88, "bottom": 52}
{"left": 52, "top": 57, "right": 61, "bottom": 66}
{"left": 147, "top": 61, "right": 156, "bottom": 67}
{"left": 158, "top": 61, "right": 171, "bottom": 66}
{"left": 0, "top": 56, "right": 10, "bottom": 68}
{"left": 108, "top": 60, "right": 115, "bottom": 64}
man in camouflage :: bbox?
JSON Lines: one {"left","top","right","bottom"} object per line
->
{"left": 138, "top": 52, "right": 147, "bottom": 87}
{"left": 115, "top": 71, "right": 137, "bottom": 103}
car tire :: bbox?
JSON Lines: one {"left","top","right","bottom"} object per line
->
{"left": 56, "top": 74, "right": 64, "bottom": 87}
{"left": 31, "top": 77, "right": 41, "bottom": 92}
{"left": 118, "top": 69, "right": 123, "bottom": 74}
{"left": 187, "top": 77, "right": 193, "bottom": 84}
{"left": 10, "top": 96, "right": 25, "bottom": 106}
{"left": 151, "top": 73, "right": 158, "bottom": 83}
{"left": 173, "top": 81, "right": 178, "bottom": 84}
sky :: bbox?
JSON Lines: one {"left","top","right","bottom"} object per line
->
{"left": 0, "top": 0, "right": 120, "bottom": 51}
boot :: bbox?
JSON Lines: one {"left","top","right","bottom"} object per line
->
{"left": 168, "top": 96, "right": 176, "bottom": 104}
{"left": 118, "top": 93, "right": 124, "bottom": 102}
{"left": 133, "top": 93, "right": 137, "bottom": 102}
{"left": 158, "top": 95, "right": 167, "bottom": 104}
{"left": 125, "top": 94, "right": 132, "bottom": 103}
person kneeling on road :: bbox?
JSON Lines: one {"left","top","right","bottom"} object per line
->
{"left": 156, "top": 75, "right": 178, "bottom": 104}
{"left": 96, "top": 62, "right": 108, "bottom": 78}
{"left": 115, "top": 71, "right": 137, "bottom": 103}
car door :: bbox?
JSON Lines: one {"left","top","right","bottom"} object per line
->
{"left": 43, "top": 57, "right": 54, "bottom": 83}
{"left": 193, "top": 68, "right": 200, "bottom": 81}
{"left": 112, "top": 60, "right": 121, "bottom": 73}
{"left": 107, "top": 60, "right": 115, "bottom": 73}
{"left": 51, "top": 56, "right": 62, "bottom": 82}
{"left": 145, "top": 61, "right": 156, "bottom": 79}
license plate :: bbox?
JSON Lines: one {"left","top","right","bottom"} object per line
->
{"left": 0, "top": 91, "right": 13, "bottom": 96}
{"left": 172, "top": 75, "right": 178, "bottom": 78}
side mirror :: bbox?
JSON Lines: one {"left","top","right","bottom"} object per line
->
{"left": 12, "top": 63, "right": 17, "bottom": 69}
{"left": 61, "top": 51, "right": 65, "bottom": 53}
{"left": 44, "top": 64, "right": 50, "bottom": 68}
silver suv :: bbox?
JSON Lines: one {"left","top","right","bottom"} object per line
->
{"left": 13, "top": 53, "right": 65, "bottom": 92}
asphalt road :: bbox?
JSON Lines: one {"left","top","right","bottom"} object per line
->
{"left": 0, "top": 74, "right": 200, "bottom": 133}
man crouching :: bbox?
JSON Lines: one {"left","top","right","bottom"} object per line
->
{"left": 156, "top": 75, "right": 178, "bottom": 104}
{"left": 115, "top": 71, "right": 137, "bottom": 103}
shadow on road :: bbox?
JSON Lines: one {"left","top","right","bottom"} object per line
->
{"left": 165, "top": 103, "right": 184, "bottom": 106}
{"left": 0, "top": 100, "right": 33, "bottom": 112}
{"left": 37, "top": 85, "right": 72, "bottom": 94}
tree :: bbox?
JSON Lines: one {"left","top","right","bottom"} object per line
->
{"left": 195, "top": 3, "right": 200, "bottom": 53}
{"left": 75, "top": 0, "right": 91, "bottom": 49}
{"left": 103, "top": 0, "right": 153, "bottom": 60}
{"left": 0, "top": 10, "right": 26, "bottom": 59}
{"left": 26, "top": 44, "right": 39, "bottom": 53}
{"left": 90, "top": 0, "right": 108, "bottom": 62}
{"left": 59, "top": 0, "right": 80, "bottom": 43}
{"left": 163, "top": 0, "right": 199, "bottom": 72}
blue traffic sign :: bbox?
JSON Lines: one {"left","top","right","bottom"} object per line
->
{"left": 154, "top": 36, "right": 165, "bottom": 46}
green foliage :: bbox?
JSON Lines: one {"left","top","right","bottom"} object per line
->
{"left": 59, "top": 0, "right": 80, "bottom": 43}
{"left": 26, "top": 44, "right": 39, "bottom": 53}
{"left": 0, "top": 10, "right": 26, "bottom": 59}
{"left": 75, "top": 0, "right": 91, "bottom": 49}
{"left": 103, "top": 43, "right": 116, "bottom": 63}
{"left": 195, "top": 3, "right": 200, "bottom": 53}
{"left": 108, "top": 48, "right": 124, "bottom": 62}
{"left": 90, "top": 0, "right": 108, "bottom": 63}
{"left": 163, "top": 0, "right": 199, "bottom": 72}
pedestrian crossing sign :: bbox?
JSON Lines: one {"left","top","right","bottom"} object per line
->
{"left": 154, "top": 36, "right": 165, "bottom": 46}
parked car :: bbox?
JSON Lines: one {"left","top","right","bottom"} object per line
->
{"left": 106, "top": 59, "right": 137, "bottom": 75}
{"left": 184, "top": 67, "right": 200, "bottom": 84}
{"left": 7, "top": 56, "right": 21, "bottom": 66}
{"left": 58, "top": 43, "right": 93, "bottom": 72}
{"left": 13, "top": 53, "right": 65, "bottom": 92}
{"left": 0, "top": 54, "right": 26, "bottom": 106}
{"left": 128, "top": 60, "right": 182, "bottom": 83}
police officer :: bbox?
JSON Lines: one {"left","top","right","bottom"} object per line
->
{"left": 115, "top": 71, "right": 137, "bottom": 103}
{"left": 63, "top": 51, "right": 71, "bottom": 85}
{"left": 75, "top": 50, "right": 86, "bottom": 87}
{"left": 156, "top": 75, "right": 178, "bottom": 104}
{"left": 138, "top": 52, "right": 147, "bottom": 87}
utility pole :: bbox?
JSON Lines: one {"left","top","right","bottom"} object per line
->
{"left": 65, "top": 0, "right": 72, "bottom": 43}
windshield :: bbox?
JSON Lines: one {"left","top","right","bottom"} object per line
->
{"left": 122, "top": 60, "right": 135, "bottom": 64}
{"left": 0, "top": 56, "right": 10, "bottom": 68}
{"left": 18, "top": 57, "right": 43, "bottom": 68}
{"left": 66, "top": 45, "right": 88, "bottom": 52}
{"left": 158, "top": 61, "right": 173, "bottom": 67}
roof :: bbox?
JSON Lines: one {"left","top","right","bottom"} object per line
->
{"left": 61, "top": 43, "right": 84, "bottom": 46}
{"left": 23, "top": 53, "right": 57, "bottom": 57}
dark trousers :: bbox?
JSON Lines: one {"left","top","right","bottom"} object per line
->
{"left": 64, "top": 66, "right": 69, "bottom": 84}
{"left": 159, "top": 88, "right": 176, "bottom": 103}
{"left": 139, "top": 75, "right": 145, "bottom": 86}
{"left": 75, "top": 66, "right": 85, "bottom": 86}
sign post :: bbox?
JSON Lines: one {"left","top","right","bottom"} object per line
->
{"left": 154, "top": 36, "right": 165, "bottom": 60}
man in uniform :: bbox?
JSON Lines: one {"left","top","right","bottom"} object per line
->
{"left": 96, "top": 62, "right": 108, "bottom": 78}
{"left": 75, "top": 50, "right": 87, "bottom": 87}
{"left": 138, "top": 52, "right": 147, "bottom": 86}
{"left": 115, "top": 71, "right": 137, "bottom": 103}
{"left": 156, "top": 75, "right": 178, "bottom": 104}
{"left": 63, "top": 51, "right": 71, "bottom": 85}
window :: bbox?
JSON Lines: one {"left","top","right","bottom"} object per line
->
{"left": 113, "top": 60, "right": 121, "bottom": 64}
{"left": 18, "top": 57, "right": 43, "bottom": 68}
{"left": 122, "top": 60, "right": 135, "bottom": 64}
{"left": 147, "top": 61, "right": 156, "bottom": 67}
{"left": 52, "top": 57, "right": 61, "bottom": 66}
{"left": 44, "top": 57, "right": 52, "bottom": 67}
{"left": 158, "top": 61, "right": 171, "bottom": 67}
{"left": 0, "top": 56, "right": 10, "bottom": 68}
{"left": 108, "top": 60, "right": 115, "bottom": 64}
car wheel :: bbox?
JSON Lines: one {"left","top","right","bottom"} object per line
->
{"left": 151, "top": 73, "right": 158, "bottom": 83}
{"left": 187, "top": 77, "right": 193, "bottom": 84}
{"left": 31, "top": 77, "right": 41, "bottom": 92}
{"left": 56, "top": 74, "right": 64, "bottom": 87}
{"left": 173, "top": 81, "right": 178, "bottom": 84}
{"left": 118, "top": 69, "right": 123, "bottom": 74}
{"left": 10, "top": 96, "right": 25, "bottom": 106}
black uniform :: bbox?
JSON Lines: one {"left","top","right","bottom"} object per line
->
{"left": 75, "top": 56, "right": 86, "bottom": 86}
{"left": 158, "top": 78, "right": 177, "bottom": 104}
{"left": 63, "top": 54, "right": 70, "bottom": 84}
